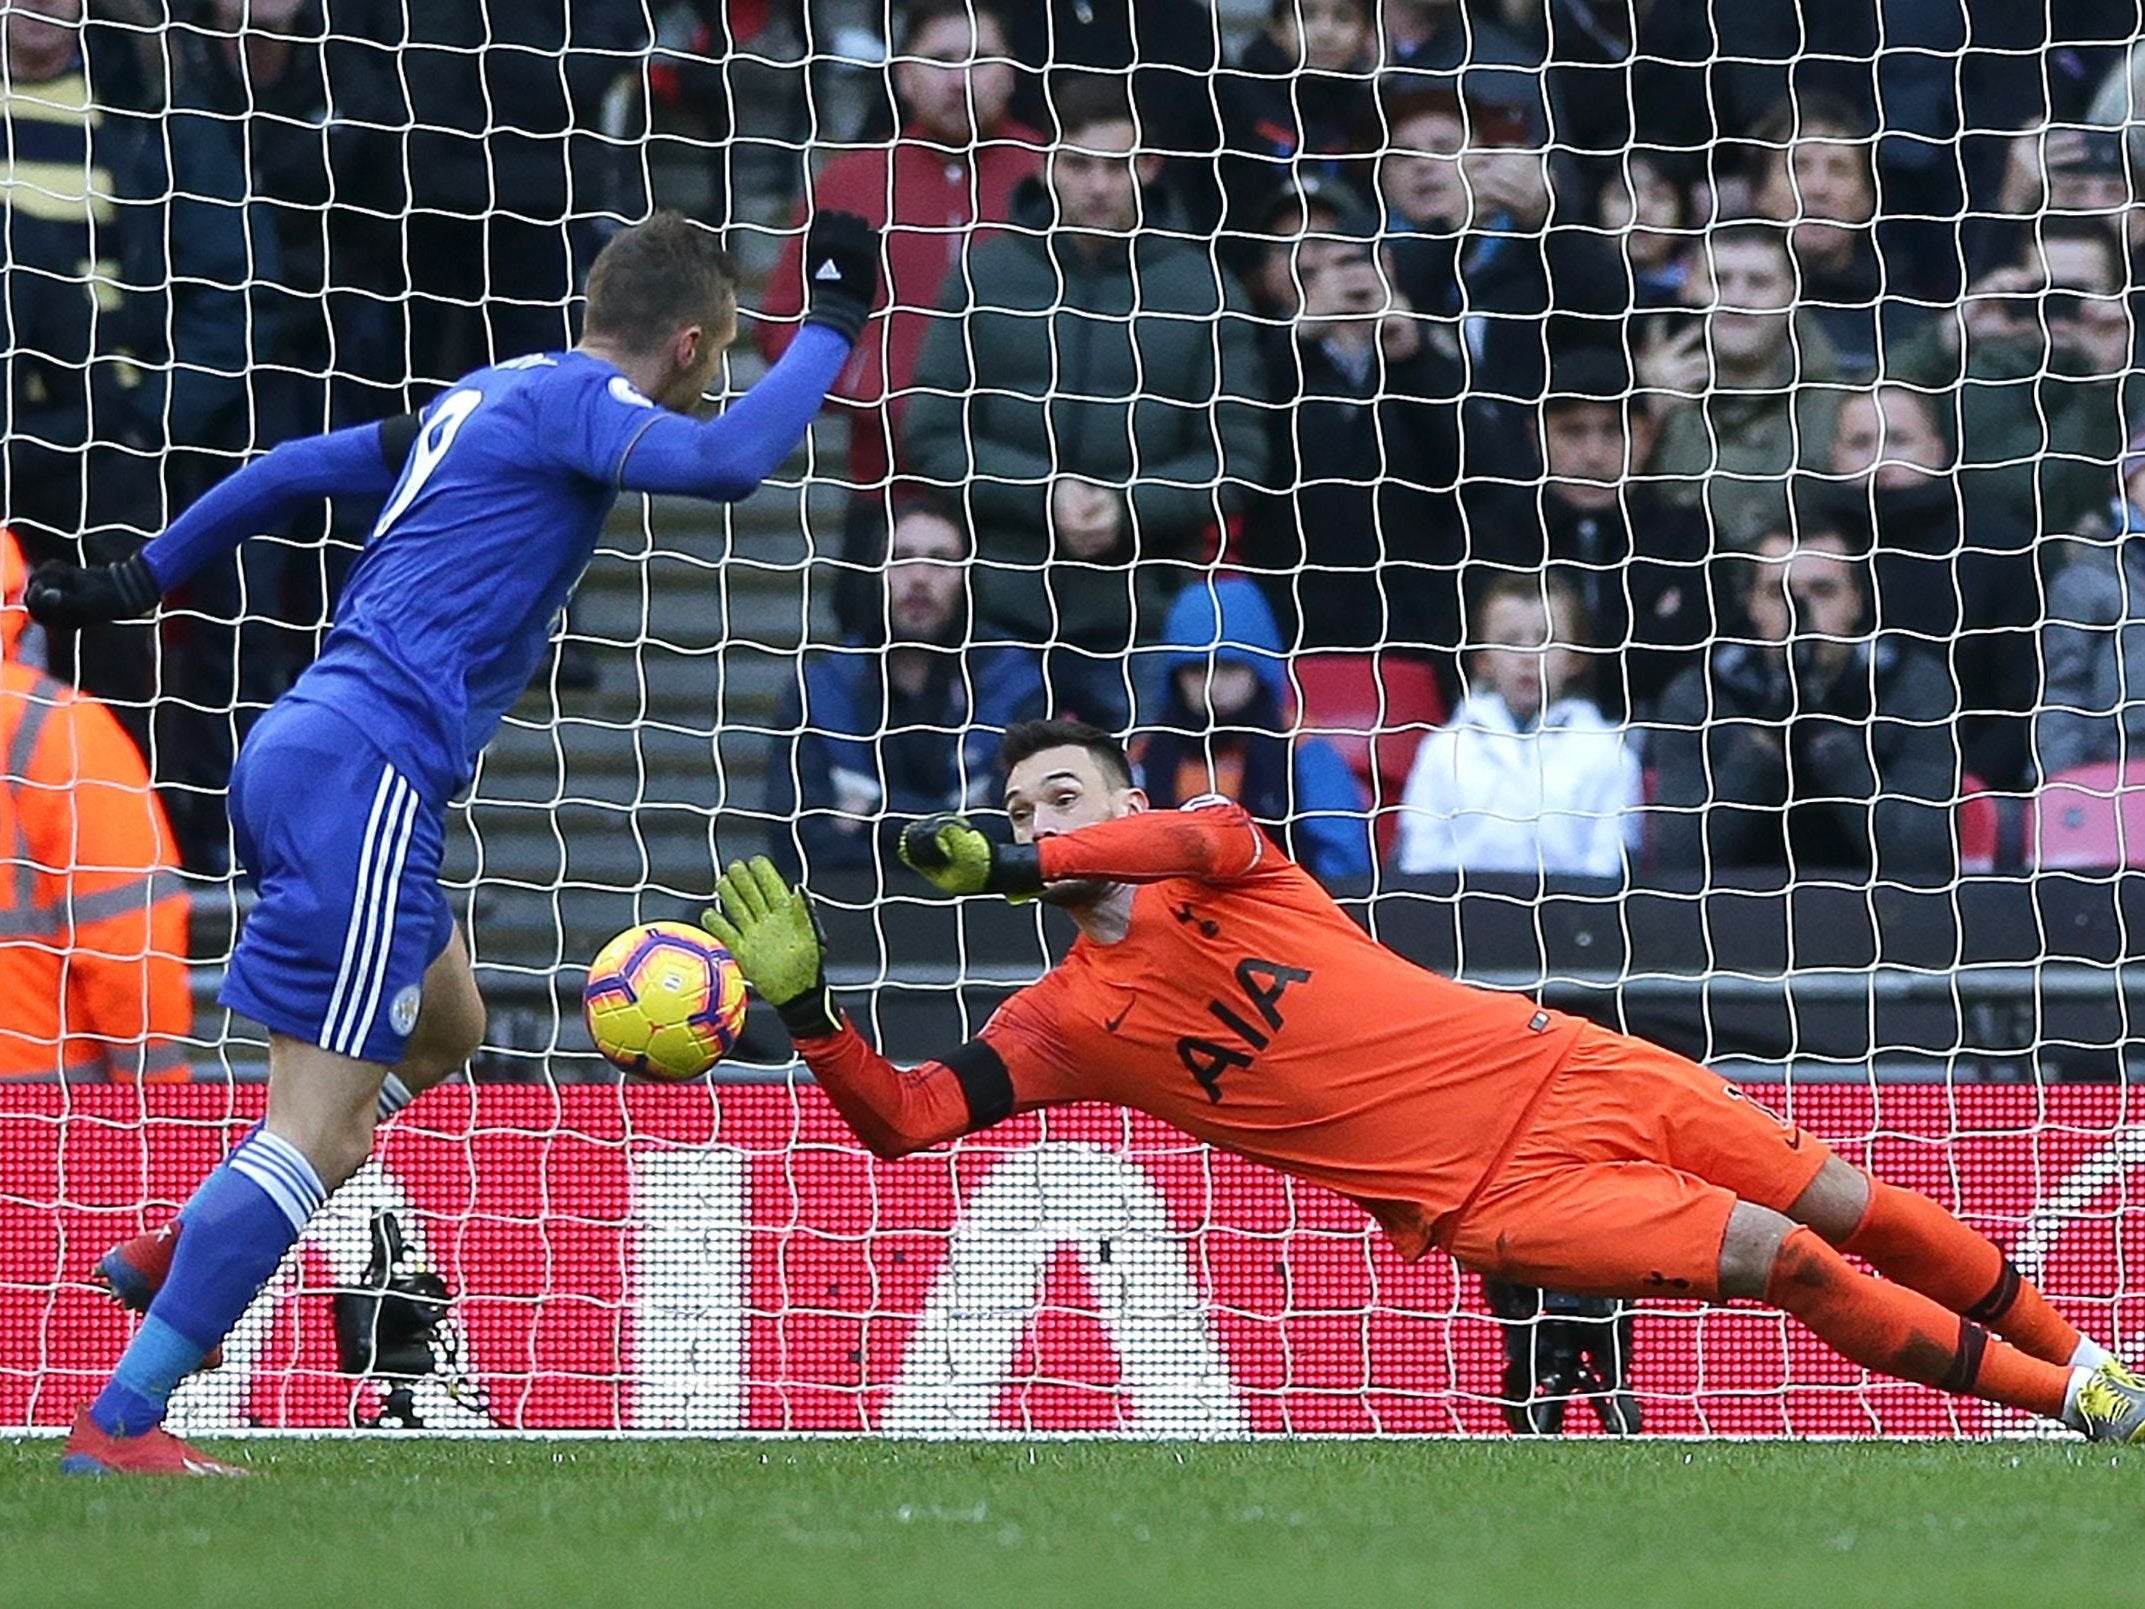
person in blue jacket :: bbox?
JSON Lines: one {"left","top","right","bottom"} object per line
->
{"left": 1136, "top": 575, "right": 1371, "bottom": 884}
{"left": 765, "top": 494, "right": 1047, "bottom": 879}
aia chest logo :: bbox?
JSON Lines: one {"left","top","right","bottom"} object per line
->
{"left": 1177, "top": 957, "right": 1312, "bottom": 1103}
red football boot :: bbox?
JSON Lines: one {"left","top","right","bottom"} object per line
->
{"left": 59, "top": 1410, "right": 247, "bottom": 1477}
{"left": 92, "top": 1221, "right": 223, "bottom": 1371}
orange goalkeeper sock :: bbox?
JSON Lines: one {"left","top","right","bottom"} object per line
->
{"left": 1841, "top": 1180, "right": 2084, "bottom": 1366}
{"left": 1767, "top": 1227, "right": 2071, "bottom": 1420}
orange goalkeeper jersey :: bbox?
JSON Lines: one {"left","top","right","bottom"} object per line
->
{"left": 797, "top": 799, "right": 1587, "bottom": 1260}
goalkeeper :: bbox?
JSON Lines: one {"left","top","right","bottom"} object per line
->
{"left": 709, "top": 717, "right": 2145, "bottom": 1443}
{"left": 34, "top": 208, "right": 883, "bottom": 1476}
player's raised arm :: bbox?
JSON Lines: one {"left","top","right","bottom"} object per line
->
{"left": 22, "top": 416, "right": 419, "bottom": 628}
{"left": 700, "top": 856, "right": 1038, "bottom": 1159}
{"left": 899, "top": 797, "right": 1274, "bottom": 900}
{"left": 612, "top": 213, "right": 881, "bottom": 502}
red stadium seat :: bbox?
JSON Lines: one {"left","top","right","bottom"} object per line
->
{"left": 2031, "top": 761, "right": 2145, "bottom": 869}
{"left": 1287, "top": 653, "right": 1447, "bottom": 861}
{"left": 1958, "top": 774, "right": 1997, "bottom": 875}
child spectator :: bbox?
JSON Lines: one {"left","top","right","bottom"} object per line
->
{"left": 1393, "top": 574, "right": 1641, "bottom": 879}
{"left": 1138, "top": 577, "right": 1372, "bottom": 884}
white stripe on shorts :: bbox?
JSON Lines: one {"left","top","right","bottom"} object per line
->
{"left": 320, "top": 766, "right": 398, "bottom": 1052}
{"left": 344, "top": 774, "right": 420, "bottom": 1057}
{"left": 323, "top": 768, "right": 418, "bottom": 1058}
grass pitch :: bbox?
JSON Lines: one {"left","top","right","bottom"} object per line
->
{"left": 1, "top": 1437, "right": 2135, "bottom": 1608}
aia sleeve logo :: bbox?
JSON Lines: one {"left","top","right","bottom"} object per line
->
{"left": 1176, "top": 957, "right": 1311, "bottom": 1103}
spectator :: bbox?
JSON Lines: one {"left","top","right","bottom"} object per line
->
{"left": 759, "top": 0, "right": 1042, "bottom": 510}
{"left": 1640, "top": 221, "right": 1844, "bottom": 551}
{"left": 1376, "top": 83, "right": 1622, "bottom": 479}
{"left": 170, "top": 0, "right": 328, "bottom": 324}
{"left": 1242, "top": 208, "right": 1465, "bottom": 658}
{"left": 1828, "top": 384, "right": 2039, "bottom": 788}
{"left": 1973, "top": 122, "right": 2132, "bottom": 287}
{"left": 764, "top": 497, "right": 1046, "bottom": 881}
{"left": 1394, "top": 573, "right": 1641, "bottom": 879}
{"left": 1597, "top": 153, "right": 1696, "bottom": 311}
{"left": 1536, "top": 0, "right": 1879, "bottom": 180}
{"left": 321, "top": 0, "right": 648, "bottom": 387}
{"left": 1374, "top": 0, "right": 1545, "bottom": 128}
{"left": 1217, "top": 0, "right": 1375, "bottom": 275}
{"left": 2034, "top": 426, "right": 2145, "bottom": 780}
{"left": 1652, "top": 526, "right": 1957, "bottom": 884}
{"left": 1239, "top": 173, "right": 1365, "bottom": 321}
{"left": 3, "top": 0, "right": 269, "bottom": 869}
{"left": 1742, "top": 92, "right": 1893, "bottom": 379}
{"left": 904, "top": 77, "right": 1268, "bottom": 730}
{"left": 998, "top": 0, "right": 1221, "bottom": 231}
{"left": 0, "top": 530, "right": 189, "bottom": 1081}
{"left": 1468, "top": 346, "right": 1715, "bottom": 718}
{"left": 1137, "top": 576, "right": 1371, "bottom": 884}
{"left": 2, "top": 0, "right": 260, "bottom": 656}
{"left": 1886, "top": 218, "right": 2131, "bottom": 541}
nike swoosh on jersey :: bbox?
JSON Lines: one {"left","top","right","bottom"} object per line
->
{"left": 1104, "top": 1003, "right": 1132, "bottom": 1032}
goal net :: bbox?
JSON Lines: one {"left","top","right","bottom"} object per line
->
{"left": 2, "top": 0, "right": 2142, "bottom": 1438}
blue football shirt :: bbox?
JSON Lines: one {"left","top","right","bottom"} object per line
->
{"left": 285, "top": 351, "right": 667, "bottom": 803}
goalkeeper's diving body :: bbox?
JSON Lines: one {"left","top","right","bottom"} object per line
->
{"left": 34, "top": 209, "right": 885, "bottom": 1475}
{"left": 708, "top": 718, "right": 2145, "bottom": 1442}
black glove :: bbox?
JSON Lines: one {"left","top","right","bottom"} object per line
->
{"left": 24, "top": 554, "right": 161, "bottom": 627}
{"left": 800, "top": 210, "right": 882, "bottom": 345}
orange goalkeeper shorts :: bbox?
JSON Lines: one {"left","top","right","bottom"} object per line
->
{"left": 1444, "top": 1023, "right": 1834, "bottom": 1302}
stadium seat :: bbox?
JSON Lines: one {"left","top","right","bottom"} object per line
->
{"left": 1958, "top": 775, "right": 1997, "bottom": 875}
{"left": 1287, "top": 653, "right": 1447, "bottom": 860}
{"left": 2030, "top": 761, "right": 2145, "bottom": 869}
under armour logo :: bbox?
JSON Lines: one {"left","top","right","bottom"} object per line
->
{"left": 813, "top": 258, "right": 843, "bottom": 282}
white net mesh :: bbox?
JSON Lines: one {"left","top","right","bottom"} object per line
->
{"left": 2, "top": 0, "right": 2144, "bottom": 1436}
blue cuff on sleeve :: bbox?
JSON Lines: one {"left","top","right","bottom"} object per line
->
{"left": 616, "top": 324, "right": 852, "bottom": 500}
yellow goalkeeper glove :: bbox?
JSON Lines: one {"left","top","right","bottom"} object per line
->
{"left": 898, "top": 813, "right": 1042, "bottom": 900}
{"left": 700, "top": 856, "right": 840, "bottom": 1039}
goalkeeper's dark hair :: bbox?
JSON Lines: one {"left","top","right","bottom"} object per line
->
{"left": 1000, "top": 719, "right": 1135, "bottom": 791}
{"left": 584, "top": 211, "right": 739, "bottom": 350}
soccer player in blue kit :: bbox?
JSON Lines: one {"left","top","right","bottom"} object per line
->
{"left": 27, "top": 209, "right": 883, "bottom": 1474}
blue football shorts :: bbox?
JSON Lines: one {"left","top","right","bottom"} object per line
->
{"left": 220, "top": 699, "right": 454, "bottom": 1064}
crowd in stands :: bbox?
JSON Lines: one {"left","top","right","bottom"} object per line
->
{"left": 775, "top": 0, "right": 2145, "bottom": 896}
{"left": 16, "top": 0, "right": 2145, "bottom": 1076}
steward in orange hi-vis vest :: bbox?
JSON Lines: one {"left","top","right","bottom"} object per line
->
{"left": 703, "top": 719, "right": 2145, "bottom": 1443}
{"left": 0, "top": 530, "right": 188, "bottom": 1080}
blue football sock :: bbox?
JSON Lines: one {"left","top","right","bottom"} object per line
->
{"left": 175, "top": 1119, "right": 264, "bottom": 1224}
{"left": 91, "top": 1130, "right": 325, "bottom": 1437}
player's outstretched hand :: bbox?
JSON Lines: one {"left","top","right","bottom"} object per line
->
{"left": 898, "top": 814, "right": 1043, "bottom": 901}
{"left": 701, "top": 856, "right": 841, "bottom": 1038}
{"left": 800, "top": 210, "right": 882, "bottom": 345}
{"left": 23, "top": 555, "right": 160, "bottom": 627}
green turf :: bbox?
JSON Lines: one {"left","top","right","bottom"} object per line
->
{"left": 1, "top": 1437, "right": 2136, "bottom": 1608}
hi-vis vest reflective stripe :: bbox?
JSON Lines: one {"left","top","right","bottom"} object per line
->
{"left": 0, "top": 670, "right": 190, "bottom": 1081}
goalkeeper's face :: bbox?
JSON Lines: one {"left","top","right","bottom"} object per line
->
{"left": 1004, "top": 745, "right": 1148, "bottom": 908}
